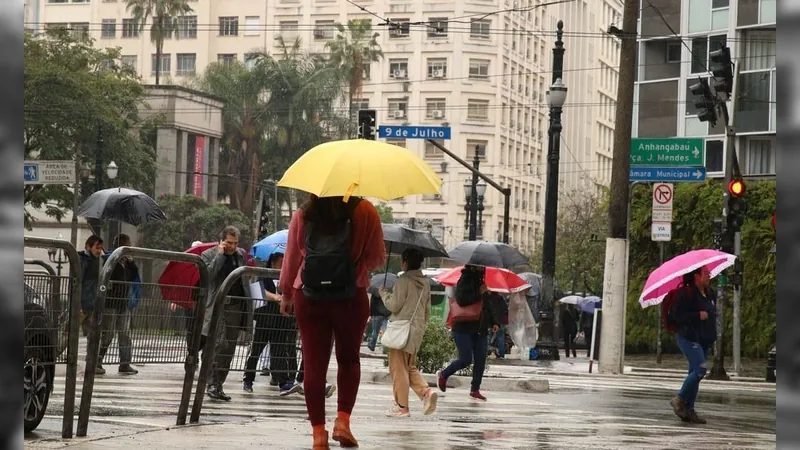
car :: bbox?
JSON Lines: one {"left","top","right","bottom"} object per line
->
{"left": 24, "top": 282, "right": 57, "bottom": 433}
{"left": 766, "top": 344, "right": 776, "bottom": 383}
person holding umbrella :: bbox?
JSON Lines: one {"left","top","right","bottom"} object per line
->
{"left": 367, "top": 274, "right": 395, "bottom": 352}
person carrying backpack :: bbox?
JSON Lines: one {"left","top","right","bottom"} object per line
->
{"left": 279, "top": 195, "right": 386, "bottom": 450}
{"left": 663, "top": 265, "right": 716, "bottom": 425}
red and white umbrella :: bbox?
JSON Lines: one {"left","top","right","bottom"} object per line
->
{"left": 433, "top": 266, "right": 531, "bottom": 294}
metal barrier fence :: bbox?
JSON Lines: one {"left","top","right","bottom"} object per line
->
{"left": 23, "top": 237, "right": 82, "bottom": 439}
{"left": 191, "top": 266, "right": 282, "bottom": 423}
{"left": 77, "top": 246, "right": 210, "bottom": 437}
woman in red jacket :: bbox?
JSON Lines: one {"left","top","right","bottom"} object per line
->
{"left": 279, "top": 195, "right": 386, "bottom": 449}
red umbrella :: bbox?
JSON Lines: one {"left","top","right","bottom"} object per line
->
{"left": 158, "top": 242, "right": 255, "bottom": 309}
{"left": 433, "top": 265, "right": 531, "bottom": 294}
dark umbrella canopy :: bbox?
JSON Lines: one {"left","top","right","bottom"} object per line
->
{"left": 517, "top": 272, "right": 542, "bottom": 298}
{"left": 76, "top": 188, "right": 167, "bottom": 226}
{"left": 382, "top": 223, "right": 448, "bottom": 258}
{"left": 368, "top": 273, "right": 397, "bottom": 295}
{"left": 447, "top": 240, "right": 528, "bottom": 269}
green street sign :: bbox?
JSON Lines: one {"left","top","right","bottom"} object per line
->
{"left": 630, "top": 138, "right": 705, "bottom": 167}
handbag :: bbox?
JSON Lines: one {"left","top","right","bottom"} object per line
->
{"left": 449, "top": 297, "right": 483, "bottom": 323}
{"left": 381, "top": 289, "right": 426, "bottom": 350}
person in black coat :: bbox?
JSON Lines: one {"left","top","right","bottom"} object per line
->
{"left": 561, "top": 305, "right": 579, "bottom": 358}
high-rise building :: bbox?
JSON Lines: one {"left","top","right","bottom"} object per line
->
{"left": 633, "top": 0, "right": 776, "bottom": 178}
{"left": 25, "top": 0, "right": 623, "bottom": 252}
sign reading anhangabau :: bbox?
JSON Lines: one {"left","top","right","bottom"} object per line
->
{"left": 24, "top": 160, "right": 76, "bottom": 185}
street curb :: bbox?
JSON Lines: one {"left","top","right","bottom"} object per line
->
{"left": 329, "top": 368, "right": 550, "bottom": 394}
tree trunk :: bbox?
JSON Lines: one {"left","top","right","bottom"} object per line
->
{"left": 155, "top": 18, "right": 162, "bottom": 86}
{"left": 241, "top": 140, "right": 259, "bottom": 221}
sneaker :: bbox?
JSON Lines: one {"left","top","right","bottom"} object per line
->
{"left": 386, "top": 404, "right": 410, "bottom": 417}
{"left": 118, "top": 364, "right": 138, "bottom": 375}
{"left": 206, "top": 384, "right": 232, "bottom": 401}
{"left": 297, "top": 383, "right": 305, "bottom": 395}
{"left": 325, "top": 384, "right": 336, "bottom": 398}
{"left": 279, "top": 382, "right": 303, "bottom": 397}
{"left": 436, "top": 371, "right": 447, "bottom": 392}
{"left": 686, "top": 409, "right": 707, "bottom": 424}
{"left": 470, "top": 390, "right": 487, "bottom": 401}
{"left": 243, "top": 379, "right": 254, "bottom": 393}
{"left": 669, "top": 396, "right": 688, "bottom": 421}
{"left": 423, "top": 391, "right": 438, "bottom": 415}
{"left": 270, "top": 377, "right": 280, "bottom": 387}
{"left": 96, "top": 365, "right": 106, "bottom": 376}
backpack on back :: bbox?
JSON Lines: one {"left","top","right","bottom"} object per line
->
{"left": 661, "top": 285, "right": 690, "bottom": 333}
{"left": 301, "top": 199, "right": 361, "bottom": 301}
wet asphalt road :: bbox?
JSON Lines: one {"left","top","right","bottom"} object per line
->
{"left": 26, "top": 359, "right": 776, "bottom": 449}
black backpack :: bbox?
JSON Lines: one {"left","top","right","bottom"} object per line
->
{"left": 301, "top": 199, "right": 360, "bottom": 301}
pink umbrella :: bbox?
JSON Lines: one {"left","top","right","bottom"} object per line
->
{"left": 639, "top": 249, "right": 736, "bottom": 308}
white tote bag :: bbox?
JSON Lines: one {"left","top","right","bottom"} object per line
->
{"left": 381, "top": 290, "right": 426, "bottom": 350}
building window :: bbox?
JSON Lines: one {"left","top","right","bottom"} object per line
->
{"left": 101, "top": 19, "right": 116, "bottom": 39}
{"left": 122, "top": 18, "right": 139, "bottom": 38}
{"left": 176, "top": 53, "right": 196, "bottom": 75}
{"left": 425, "top": 98, "right": 446, "bottom": 119}
{"left": 244, "top": 16, "right": 260, "bottom": 36}
{"left": 218, "top": 54, "right": 237, "bottom": 66}
{"left": 279, "top": 21, "right": 299, "bottom": 41}
{"left": 363, "top": 65, "right": 371, "bottom": 80}
{"left": 666, "top": 40, "right": 682, "bottom": 63}
{"left": 466, "top": 140, "right": 488, "bottom": 160}
{"left": 389, "top": 20, "right": 410, "bottom": 38}
{"left": 120, "top": 55, "right": 137, "bottom": 69}
{"left": 314, "top": 20, "right": 335, "bottom": 40}
{"left": 219, "top": 16, "right": 239, "bottom": 36}
{"left": 427, "top": 18, "right": 448, "bottom": 38}
{"left": 425, "top": 140, "right": 444, "bottom": 158}
{"left": 387, "top": 139, "right": 407, "bottom": 148}
{"left": 689, "top": 34, "right": 726, "bottom": 74}
{"left": 470, "top": 19, "right": 491, "bottom": 39}
{"left": 176, "top": 15, "right": 197, "bottom": 39}
{"left": 737, "top": 29, "right": 776, "bottom": 133}
{"left": 70, "top": 22, "right": 89, "bottom": 39}
{"left": 467, "top": 99, "right": 490, "bottom": 120}
{"left": 388, "top": 98, "right": 408, "bottom": 119}
{"left": 388, "top": 59, "right": 409, "bottom": 79}
{"left": 427, "top": 58, "right": 447, "bottom": 79}
{"left": 744, "top": 137, "right": 775, "bottom": 175}
{"left": 468, "top": 59, "right": 490, "bottom": 79}
{"left": 151, "top": 53, "right": 171, "bottom": 75}
{"left": 430, "top": 219, "right": 444, "bottom": 241}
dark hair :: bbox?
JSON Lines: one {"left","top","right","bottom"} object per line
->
{"left": 401, "top": 248, "right": 424, "bottom": 271}
{"left": 301, "top": 195, "right": 361, "bottom": 235}
{"left": 682, "top": 267, "right": 702, "bottom": 286}
{"left": 113, "top": 233, "right": 131, "bottom": 248}
{"left": 85, "top": 235, "right": 103, "bottom": 249}
{"left": 220, "top": 226, "right": 241, "bottom": 241}
{"left": 267, "top": 252, "right": 284, "bottom": 268}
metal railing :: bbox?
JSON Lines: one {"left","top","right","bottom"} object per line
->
{"left": 77, "top": 246, "right": 210, "bottom": 436}
{"left": 23, "top": 237, "right": 82, "bottom": 439}
{"left": 191, "top": 266, "right": 281, "bottom": 423}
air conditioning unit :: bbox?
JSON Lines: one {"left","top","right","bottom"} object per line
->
{"left": 432, "top": 110, "right": 444, "bottom": 119}
{"left": 433, "top": 69, "right": 444, "bottom": 78}
{"left": 313, "top": 29, "right": 325, "bottom": 39}
{"left": 390, "top": 28, "right": 403, "bottom": 37}
{"left": 393, "top": 110, "right": 405, "bottom": 119}
{"left": 433, "top": 194, "right": 442, "bottom": 200}
{"left": 393, "top": 69, "right": 406, "bottom": 79}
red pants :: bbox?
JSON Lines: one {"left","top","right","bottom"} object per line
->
{"left": 294, "top": 287, "right": 369, "bottom": 426}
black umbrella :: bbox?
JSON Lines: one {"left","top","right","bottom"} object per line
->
{"left": 447, "top": 240, "right": 529, "bottom": 269}
{"left": 76, "top": 188, "right": 167, "bottom": 226}
{"left": 381, "top": 224, "right": 449, "bottom": 258}
{"left": 368, "top": 273, "right": 397, "bottom": 295}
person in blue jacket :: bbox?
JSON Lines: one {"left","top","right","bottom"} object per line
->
{"left": 669, "top": 265, "right": 717, "bottom": 424}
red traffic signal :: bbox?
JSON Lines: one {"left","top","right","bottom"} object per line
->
{"left": 728, "top": 179, "right": 745, "bottom": 197}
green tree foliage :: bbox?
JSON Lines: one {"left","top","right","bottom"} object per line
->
{"left": 625, "top": 180, "right": 776, "bottom": 357}
{"left": 125, "top": 0, "right": 193, "bottom": 85}
{"left": 24, "top": 29, "right": 159, "bottom": 229}
{"left": 137, "top": 194, "right": 252, "bottom": 251}
{"left": 374, "top": 202, "right": 394, "bottom": 223}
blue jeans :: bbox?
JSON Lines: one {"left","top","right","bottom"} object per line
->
{"left": 441, "top": 331, "right": 489, "bottom": 391}
{"left": 368, "top": 315, "right": 387, "bottom": 350}
{"left": 495, "top": 325, "right": 505, "bottom": 357}
{"left": 676, "top": 334, "right": 711, "bottom": 409}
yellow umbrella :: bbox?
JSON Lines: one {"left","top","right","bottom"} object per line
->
{"left": 277, "top": 139, "right": 443, "bottom": 200}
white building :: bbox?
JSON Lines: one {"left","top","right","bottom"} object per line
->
{"left": 25, "top": 0, "right": 623, "bottom": 253}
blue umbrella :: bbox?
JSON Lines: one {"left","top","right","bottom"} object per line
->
{"left": 578, "top": 296, "right": 602, "bottom": 314}
{"left": 251, "top": 230, "right": 289, "bottom": 261}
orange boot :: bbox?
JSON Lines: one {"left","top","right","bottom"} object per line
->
{"left": 332, "top": 412, "right": 358, "bottom": 448}
{"left": 313, "top": 424, "right": 330, "bottom": 450}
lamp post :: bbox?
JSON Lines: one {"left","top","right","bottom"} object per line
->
{"left": 467, "top": 151, "right": 481, "bottom": 241}
{"left": 105, "top": 161, "right": 120, "bottom": 244}
{"left": 537, "top": 66, "right": 568, "bottom": 362}
{"left": 463, "top": 182, "right": 472, "bottom": 240}
{"left": 48, "top": 232, "right": 68, "bottom": 278}
{"left": 476, "top": 182, "right": 487, "bottom": 239}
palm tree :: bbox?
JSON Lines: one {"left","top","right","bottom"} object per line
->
{"left": 126, "top": 0, "right": 193, "bottom": 85}
{"left": 325, "top": 19, "right": 383, "bottom": 136}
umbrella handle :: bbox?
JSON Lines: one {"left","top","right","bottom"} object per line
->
{"left": 383, "top": 242, "right": 393, "bottom": 289}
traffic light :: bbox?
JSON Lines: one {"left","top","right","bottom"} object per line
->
{"left": 712, "top": 217, "right": 724, "bottom": 250}
{"left": 709, "top": 45, "right": 733, "bottom": 97}
{"left": 358, "top": 109, "right": 377, "bottom": 140}
{"left": 689, "top": 78, "right": 717, "bottom": 126}
{"left": 727, "top": 178, "right": 747, "bottom": 232}
{"left": 258, "top": 194, "right": 271, "bottom": 238}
